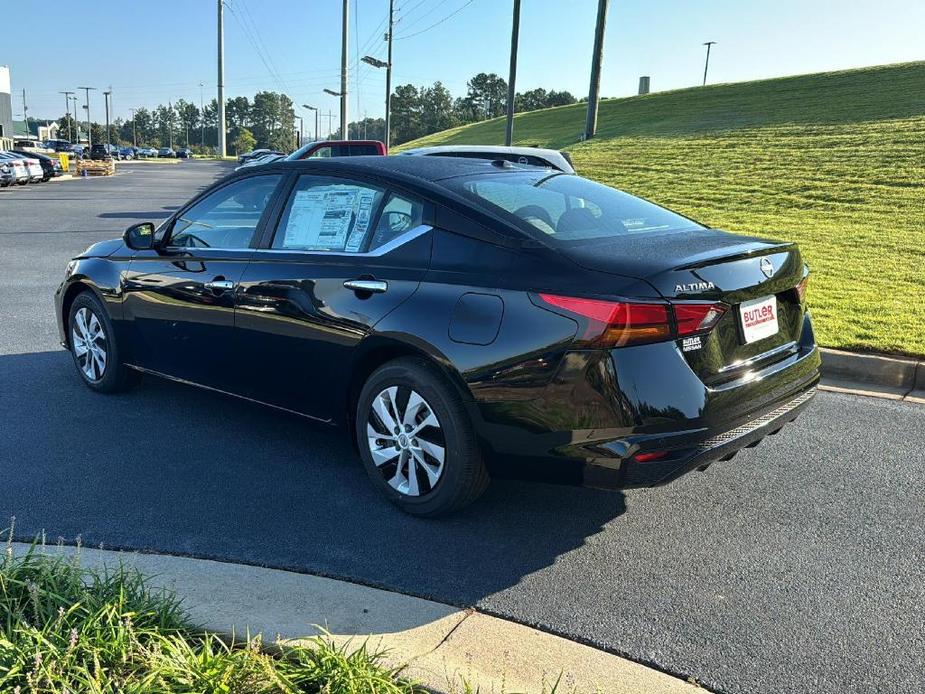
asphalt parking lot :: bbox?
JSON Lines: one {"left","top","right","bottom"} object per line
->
{"left": 1, "top": 160, "right": 923, "bottom": 694}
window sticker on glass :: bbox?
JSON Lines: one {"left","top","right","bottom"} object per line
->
{"left": 345, "top": 189, "right": 377, "bottom": 252}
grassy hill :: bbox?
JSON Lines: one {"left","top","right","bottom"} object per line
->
{"left": 399, "top": 62, "right": 925, "bottom": 356}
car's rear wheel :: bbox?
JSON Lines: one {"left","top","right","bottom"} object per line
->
{"left": 68, "top": 291, "right": 139, "bottom": 393}
{"left": 356, "top": 357, "right": 489, "bottom": 517}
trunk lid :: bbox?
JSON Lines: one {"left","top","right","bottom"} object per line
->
{"left": 562, "top": 228, "right": 808, "bottom": 384}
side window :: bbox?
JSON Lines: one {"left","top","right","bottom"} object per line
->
{"left": 368, "top": 193, "right": 425, "bottom": 251}
{"left": 307, "top": 146, "right": 332, "bottom": 158}
{"left": 169, "top": 175, "right": 282, "bottom": 249}
{"left": 272, "top": 176, "right": 385, "bottom": 252}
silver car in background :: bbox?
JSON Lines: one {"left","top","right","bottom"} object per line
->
{"left": 398, "top": 145, "right": 575, "bottom": 173}
{"left": 0, "top": 152, "right": 33, "bottom": 185}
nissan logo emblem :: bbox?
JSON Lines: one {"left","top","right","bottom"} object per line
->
{"left": 760, "top": 257, "right": 774, "bottom": 279}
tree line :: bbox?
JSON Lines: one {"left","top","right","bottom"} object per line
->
{"left": 52, "top": 72, "right": 575, "bottom": 152}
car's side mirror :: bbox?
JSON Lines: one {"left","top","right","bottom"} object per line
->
{"left": 124, "top": 222, "right": 156, "bottom": 251}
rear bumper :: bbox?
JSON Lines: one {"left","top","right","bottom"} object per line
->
{"left": 473, "top": 311, "right": 821, "bottom": 489}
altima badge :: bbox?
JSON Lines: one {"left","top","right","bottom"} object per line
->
{"left": 760, "top": 257, "right": 775, "bottom": 279}
{"left": 675, "top": 281, "right": 715, "bottom": 293}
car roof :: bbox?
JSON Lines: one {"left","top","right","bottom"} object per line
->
{"left": 255, "top": 154, "right": 549, "bottom": 185}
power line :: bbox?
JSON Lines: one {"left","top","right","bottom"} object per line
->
{"left": 394, "top": 0, "right": 477, "bottom": 40}
{"left": 398, "top": 0, "right": 452, "bottom": 32}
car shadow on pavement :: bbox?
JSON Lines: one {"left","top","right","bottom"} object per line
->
{"left": 1, "top": 350, "right": 626, "bottom": 608}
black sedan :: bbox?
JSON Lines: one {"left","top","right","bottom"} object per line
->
{"left": 54, "top": 156, "right": 820, "bottom": 516}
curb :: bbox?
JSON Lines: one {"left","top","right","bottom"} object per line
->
{"left": 819, "top": 347, "right": 923, "bottom": 402}
{"left": 11, "top": 543, "right": 702, "bottom": 694}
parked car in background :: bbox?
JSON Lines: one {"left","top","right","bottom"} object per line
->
{"left": 119, "top": 147, "right": 135, "bottom": 160}
{"left": 237, "top": 148, "right": 274, "bottom": 165}
{"left": 176, "top": 148, "right": 192, "bottom": 158}
{"left": 70, "top": 145, "right": 87, "bottom": 159}
{"left": 90, "top": 144, "right": 113, "bottom": 160}
{"left": 44, "top": 139, "right": 73, "bottom": 153}
{"left": 2, "top": 151, "right": 44, "bottom": 183}
{"left": 287, "top": 140, "right": 385, "bottom": 160}
{"left": 13, "top": 139, "right": 49, "bottom": 153}
{"left": 399, "top": 145, "right": 575, "bottom": 173}
{"left": 0, "top": 153, "right": 31, "bottom": 184}
{"left": 157, "top": 147, "right": 176, "bottom": 158}
{"left": 14, "top": 150, "right": 62, "bottom": 181}
{"left": 0, "top": 161, "right": 15, "bottom": 187}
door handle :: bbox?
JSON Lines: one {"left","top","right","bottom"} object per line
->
{"left": 344, "top": 279, "right": 388, "bottom": 294}
{"left": 204, "top": 280, "right": 235, "bottom": 291}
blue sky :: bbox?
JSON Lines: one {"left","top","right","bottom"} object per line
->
{"left": 8, "top": 0, "right": 925, "bottom": 129}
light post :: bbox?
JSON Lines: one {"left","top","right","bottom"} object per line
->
{"left": 129, "top": 108, "right": 138, "bottom": 147}
{"left": 295, "top": 115, "right": 303, "bottom": 147}
{"left": 60, "top": 91, "right": 75, "bottom": 142}
{"left": 361, "top": 55, "right": 389, "bottom": 147}
{"left": 702, "top": 41, "right": 717, "bottom": 86}
{"left": 103, "top": 90, "right": 112, "bottom": 147}
{"left": 302, "top": 105, "right": 318, "bottom": 141}
{"left": 77, "top": 86, "right": 96, "bottom": 146}
{"left": 323, "top": 89, "right": 344, "bottom": 138}
{"left": 199, "top": 82, "right": 205, "bottom": 150}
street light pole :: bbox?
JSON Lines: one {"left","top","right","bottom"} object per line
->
{"left": 217, "top": 0, "right": 227, "bottom": 156}
{"left": 702, "top": 41, "right": 717, "bottom": 86}
{"left": 302, "top": 105, "right": 319, "bottom": 141}
{"left": 199, "top": 82, "right": 205, "bottom": 149}
{"left": 60, "top": 91, "right": 74, "bottom": 142}
{"left": 340, "top": 0, "right": 349, "bottom": 139}
{"left": 103, "top": 90, "right": 112, "bottom": 147}
{"left": 385, "top": 0, "right": 394, "bottom": 150}
{"left": 77, "top": 87, "right": 96, "bottom": 146}
{"left": 129, "top": 108, "right": 137, "bottom": 147}
{"left": 504, "top": 0, "right": 521, "bottom": 146}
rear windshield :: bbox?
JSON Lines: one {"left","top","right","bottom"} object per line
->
{"left": 446, "top": 171, "right": 704, "bottom": 245}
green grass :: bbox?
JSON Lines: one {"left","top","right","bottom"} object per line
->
{"left": 0, "top": 535, "right": 423, "bottom": 692}
{"left": 399, "top": 62, "right": 925, "bottom": 356}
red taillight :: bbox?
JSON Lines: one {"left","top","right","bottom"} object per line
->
{"left": 674, "top": 303, "right": 726, "bottom": 337}
{"left": 538, "top": 293, "right": 672, "bottom": 347}
{"left": 795, "top": 276, "right": 809, "bottom": 303}
{"left": 538, "top": 293, "right": 726, "bottom": 348}
{"left": 634, "top": 450, "right": 668, "bottom": 463}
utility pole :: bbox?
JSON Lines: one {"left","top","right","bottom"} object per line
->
{"left": 60, "top": 91, "right": 75, "bottom": 142}
{"left": 702, "top": 41, "right": 717, "bottom": 86}
{"left": 217, "top": 0, "right": 227, "bottom": 156}
{"left": 385, "top": 0, "right": 394, "bottom": 149}
{"left": 327, "top": 110, "right": 334, "bottom": 139}
{"left": 169, "top": 101, "right": 174, "bottom": 149}
{"left": 199, "top": 82, "right": 205, "bottom": 149}
{"left": 584, "top": 0, "right": 609, "bottom": 140}
{"left": 21, "top": 89, "right": 28, "bottom": 135}
{"left": 69, "top": 96, "right": 79, "bottom": 142}
{"left": 340, "top": 0, "right": 349, "bottom": 139}
{"left": 103, "top": 90, "right": 112, "bottom": 147}
{"left": 129, "top": 108, "right": 138, "bottom": 147}
{"left": 295, "top": 115, "right": 303, "bottom": 146}
{"left": 504, "top": 0, "right": 521, "bottom": 146}
{"left": 78, "top": 87, "right": 96, "bottom": 146}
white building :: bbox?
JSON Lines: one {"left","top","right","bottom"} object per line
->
{"left": 0, "top": 66, "right": 13, "bottom": 147}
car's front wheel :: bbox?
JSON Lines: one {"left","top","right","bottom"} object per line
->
{"left": 68, "top": 291, "right": 139, "bottom": 393}
{"left": 356, "top": 357, "right": 489, "bottom": 516}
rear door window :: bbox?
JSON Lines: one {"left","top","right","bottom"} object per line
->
{"left": 271, "top": 176, "right": 385, "bottom": 252}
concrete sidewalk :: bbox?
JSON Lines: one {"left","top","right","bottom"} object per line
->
{"left": 12, "top": 542, "right": 702, "bottom": 694}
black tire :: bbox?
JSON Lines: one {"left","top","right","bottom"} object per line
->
{"left": 355, "top": 357, "right": 489, "bottom": 517}
{"left": 68, "top": 291, "right": 139, "bottom": 393}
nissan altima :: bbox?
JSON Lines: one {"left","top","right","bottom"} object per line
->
{"left": 54, "top": 156, "right": 820, "bottom": 516}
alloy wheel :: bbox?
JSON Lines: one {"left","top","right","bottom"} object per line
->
{"left": 366, "top": 386, "right": 446, "bottom": 497}
{"left": 72, "top": 307, "right": 108, "bottom": 381}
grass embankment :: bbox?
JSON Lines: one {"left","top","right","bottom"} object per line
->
{"left": 400, "top": 62, "right": 925, "bottom": 356}
{"left": 0, "top": 542, "right": 420, "bottom": 693}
